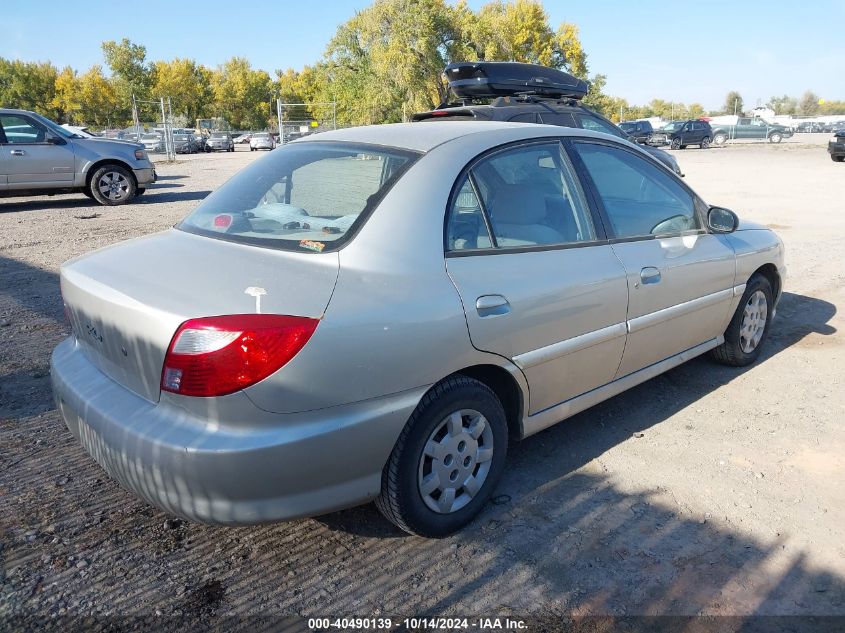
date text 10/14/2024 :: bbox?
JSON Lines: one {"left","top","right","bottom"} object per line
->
{"left": 307, "top": 617, "right": 528, "bottom": 630}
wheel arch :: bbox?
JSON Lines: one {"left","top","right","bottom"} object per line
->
{"left": 85, "top": 159, "right": 138, "bottom": 190}
{"left": 449, "top": 364, "right": 526, "bottom": 442}
{"left": 751, "top": 263, "right": 781, "bottom": 302}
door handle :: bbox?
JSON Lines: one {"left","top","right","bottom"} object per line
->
{"left": 640, "top": 267, "right": 662, "bottom": 285}
{"left": 476, "top": 294, "right": 510, "bottom": 317}
{"left": 10, "top": 149, "right": 25, "bottom": 156}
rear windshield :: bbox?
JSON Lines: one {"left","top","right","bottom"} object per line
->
{"left": 178, "top": 142, "right": 419, "bottom": 252}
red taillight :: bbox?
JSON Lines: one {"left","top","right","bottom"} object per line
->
{"left": 160, "top": 314, "right": 318, "bottom": 397}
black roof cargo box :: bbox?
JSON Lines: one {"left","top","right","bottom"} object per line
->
{"left": 444, "top": 61, "right": 588, "bottom": 100}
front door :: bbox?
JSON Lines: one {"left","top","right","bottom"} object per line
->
{"left": 445, "top": 141, "right": 629, "bottom": 414}
{"left": 570, "top": 139, "right": 737, "bottom": 377}
{"left": 0, "top": 113, "right": 75, "bottom": 187}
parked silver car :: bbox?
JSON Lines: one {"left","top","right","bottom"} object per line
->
{"left": 140, "top": 133, "right": 164, "bottom": 153}
{"left": 51, "top": 122, "right": 784, "bottom": 536}
{"left": 249, "top": 132, "right": 275, "bottom": 151}
{"left": 0, "top": 109, "right": 156, "bottom": 205}
{"left": 206, "top": 132, "right": 235, "bottom": 152}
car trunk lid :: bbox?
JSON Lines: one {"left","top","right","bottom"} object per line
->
{"left": 60, "top": 229, "right": 339, "bottom": 403}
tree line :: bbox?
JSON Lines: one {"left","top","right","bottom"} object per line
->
{"left": 2, "top": 0, "right": 842, "bottom": 131}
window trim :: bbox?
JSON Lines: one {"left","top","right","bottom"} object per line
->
{"left": 443, "top": 137, "right": 609, "bottom": 258}
{"left": 563, "top": 137, "right": 709, "bottom": 243}
{"left": 0, "top": 114, "right": 52, "bottom": 146}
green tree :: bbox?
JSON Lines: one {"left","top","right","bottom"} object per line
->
{"left": 320, "top": 0, "right": 461, "bottom": 124}
{"left": 52, "top": 66, "right": 82, "bottom": 123}
{"left": 102, "top": 38, "right": 152, "bottom": 122}
{"left": 212, "top": 57, "right": 273, "bottom": 129}
{"left": 455, "top": 0, "right": 587, "bottom": 77}
{"left": 78, "top": 65, "right": 118, "bottom": 127}
{"left": 151, "top": 58, "right": 213, "bottom": 123}
{"left": 723, "top": 90, "right": 743, "bottom": 115}
{"left": 0, "top": 58, "right": 59, "bottom": 117}
{"left": 799, "top": 90, "right": 820, "bottom": 116}
{"left": 767, "top": 94, "right": 798, "bottom": 115}
{"left": 319, "top": 0, "right": 592, "bottom": 125}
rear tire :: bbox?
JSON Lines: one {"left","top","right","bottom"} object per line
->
{"left": 89, "top": 165, "right": 136, "bottom": 206}
{"left": 701, "top": 136, "right": 711, "bottom": 149}
{"left": 713, "top": 132, "right": 728, "bottom": 145}
{"left": 375, "top": 375, "right": 508, "bottom": 537}
{"left": 711, "top": 274, "right": 773, "bottom": 367}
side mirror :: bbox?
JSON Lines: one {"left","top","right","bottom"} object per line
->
{"left": 707, "top": 206, "right": 738, "bottom": 233}
{"left": 45, "top": 134, "right": 66, "bottom": 145}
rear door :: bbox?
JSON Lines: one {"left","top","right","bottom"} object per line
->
{"left": 0, "top": 113, "right": 75, "bottom": 187}
{"left": 569, "top": 139, "right": 737, "bottom": 377}
{"left": 445, "top": 140, "right": 629, "bottom": 414}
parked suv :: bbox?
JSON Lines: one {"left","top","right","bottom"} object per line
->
{"left": 618, "top": 120, "right": 654, "bottom": 144}
{"left": 414, "top": 62, "right": 683, "bottom": 177}
{"left": 0, "top": 109, "right": 156, "bottom": 205}
{"left": 649, "top": 120, "right": 713, "bottom": 150}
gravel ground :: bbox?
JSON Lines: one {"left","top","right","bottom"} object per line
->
{"left": 1, "top": 134, "right": 844, "bottom": 627}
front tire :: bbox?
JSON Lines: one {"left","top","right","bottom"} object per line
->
{"left": 375, "top": 375, "right": 508, "bottom": 537}
{"left": 671, "top": 138, "right": 682, "bottom": 150}
{"left": 89, "top": 165, "right": 136, "bottom": 206}
{"left": 712, "top": 274, "right": 773, "bottom": 367}
{"left": 769, "top": 132, "right": 782, "bottom": 143}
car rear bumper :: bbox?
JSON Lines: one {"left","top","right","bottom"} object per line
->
{"left": 829, "top": 141, "right": 845, "bottom": 156}
{"left": 51, "top": 337, "right": 423, "bottom": 525}
{"left": 133, "top": 167, "right": 156, "bottom": 185}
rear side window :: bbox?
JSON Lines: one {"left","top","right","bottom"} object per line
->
{"left": 578, "top": 114, "right": 625, "bottom": 139}
{"left": 572, "top": 141, "right": 699, "bottom": 238}
{"left": 509, "top": 112, "right": 538, "bottom": 123}
{"left": 446, "top": 142, "right": 595, "bottom": 250}
{"left": 179, "top": 142, "right": 419, "bottom": 252}
{"left": 538, "top": 112, "right": 577, "bottom": 127}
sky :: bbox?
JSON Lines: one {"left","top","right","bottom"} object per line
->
{"left": 2, "top": 0, "right": 844, "bottom": 110}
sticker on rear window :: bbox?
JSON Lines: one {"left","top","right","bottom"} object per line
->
{"left": 300, "top": 240, "right": 326, "bottom": 252}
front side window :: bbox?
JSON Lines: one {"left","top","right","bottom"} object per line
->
{"left": 572, "top": 141, "right": 700, "bottom": 238}
{"left": 446, "top": 142, "right": 595, "bottom": 250}
{"left": 0, "top": 114, "right": 46, "bottom": 144}
{"left": 180, "top": 142, "right": 418, "bottom": 252}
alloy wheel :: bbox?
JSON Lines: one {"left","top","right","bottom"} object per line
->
{"left": 97, "top": 171, "right": 130, "bottom": 202}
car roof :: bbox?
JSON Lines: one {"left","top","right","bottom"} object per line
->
{"left": 300, "top": 121, "right": 591, "bottom": 152}
{"left": 0, "top": 108, "right": 38, "bottom": 116}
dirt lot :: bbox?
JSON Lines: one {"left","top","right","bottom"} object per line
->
{"left": 1, "top": 134, "right": 844, "bottom": 627}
